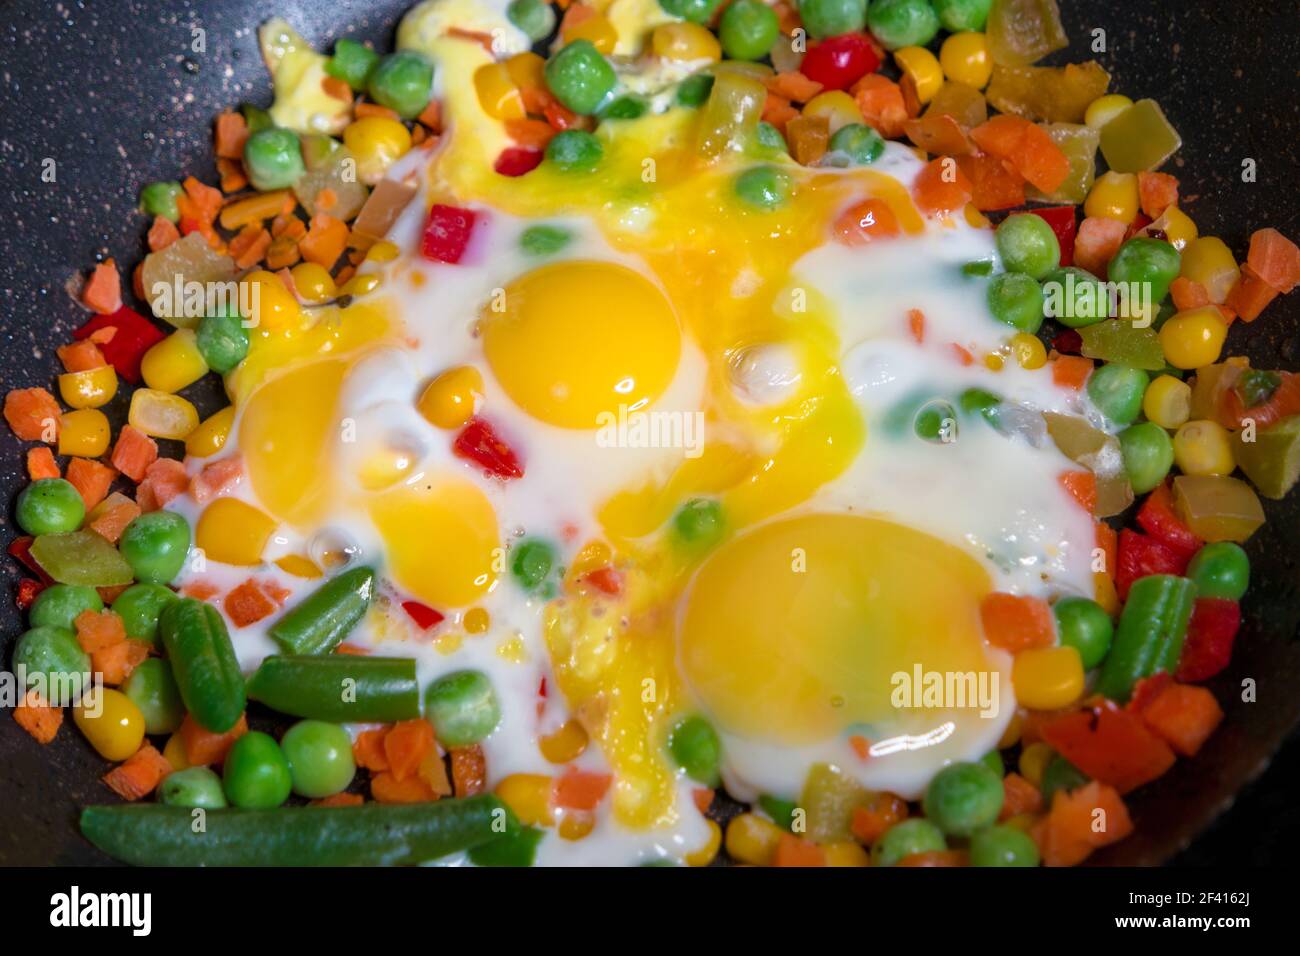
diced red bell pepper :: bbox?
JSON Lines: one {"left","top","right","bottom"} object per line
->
{"left": 453, "top": 417, "right": 524, "bottom": 480}
{"left": 8, "top": 536, "right": 54, "bottom": 585}
{"left": 16, "top": 577, "right": 46, "bottom": 610}
{"left": 1126, "top": 672, "right": 1175, "bottom": 716}
{"left": 1176, "top": 598, "right": 1241, "bottom": 682}
{"left": 1135, "top": 483, "right": 1203, "bottom": 559}
{"left": 73, "top": 306, "right": 166, "bottom": 385}
{"left": 401, "top": 600, "right": 445, "bottom": 631}
{"left": 1115, "top": 529, "right": 1188, "bottom": 601}
{"left": 1125, "top": 212, "right": 1153, "bottom": 241}
{"left": 494, "top": 147, "right": 543, "bottom": 178}
{"left": 1040, "top": 699, "right": 1176, "bottom": 794}
{"left": 800, "top": 34, "right": 880, "bottom": 92}
{"left": 1029, "top": 205, "right": 1078, "bottom": 267}
{"left": 583, "top": 566, "right": 623, "bottom": 596}
{"left": 1052, "top": 328, "right": 1083, "bottom": 355}
{"left": 421, "top": 204, "right": 479, "bottom": 264}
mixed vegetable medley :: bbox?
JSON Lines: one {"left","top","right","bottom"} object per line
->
{"left": 6, "top": 0, "right": 1300, "bottom": 867}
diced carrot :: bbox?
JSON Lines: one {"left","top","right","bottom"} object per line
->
{"left": 321, "top": 74, "right": 353, "bottom": 103}
{"left": 229, "top": 224, "right": 272, "bottom": 270}
{"left": 57, "top": 339, "right": 107, "bottom": 372}
{"left": 1225, "top": 263, "right": 1281, "bottom": 322}
{"left": 224, "top": 579, "right": 278, "bottom": 628}
{"left": 146, "top": 214, "right": 181, "bottom": 252}
{"left": 264, "top": 235, "right": 302, "bottom": 271}
{"left": 1136, "top": 682, "right": 1223, "bottom": 757}
{"left": 371, "top": 770, "right": 440, "bottom": 804}
{"left": 913, "top": 157, "right": 973, "bottom": 217}
{"left": 65, "top": 457, "right": 116, "bottom": 511}
{"left": 214, "top": 111, "right": 249, "bottom": 159}
{"left": 1137, "top": 171, "right": 1179, "bottom": 219}
{"left": 504, "top": 117, "right": 556, "bottom": 149}
{"left": 1034, "top": 781, "right": 1133, "bottom": 867}
{"left": 832, "top": 197, "right": 900, "bottom": 246}
{"left": 110, "top": 424, "right": 158, "bottom": 483}
{"left": 82, "top": 259, "right": 123, "bottom": 315}
{"left": 554, "top": 767, "right": 612, "bottom": 811}
{"left": 852, "top": 74, "right": 907, "bottom": 139}
{"left": 955, "top": 152, "right": 1026, "bottom": 211}
{"left": 26, "top": 446, "right": 59, "bottom": 480}
{"left": 999, "top": 771, "right": 1043, "bottom": 820}
{"left": 260, "top": 579, "right": 291, "bottom": 606}
{"left": 417, "top": 99, "right": 443, "bottom": 131}
{"left": 311, "top": 791, "right": 365, "bottom": 807}
{"left": 692, "top": 787, "right": 715, "bottom": 814}
{"left": 760, "top": 92, "right": 800, "bottom": 132}
{"left": 850, "top": 792, "right": 908, "bottom": 844}
{"left": 14, "top": 690, "right": 62, "bottom": 744}
{"left": 848, "top": 734, "right": 872, "bottom": 760}
{"left": 1073, "top": 216, "right": 1128, "bottom": 278}
{"left": 179, "top": 712, "right": 247, "bottom": 766}
{"left": 767, "top": 70, "right": 823, "bottom": 103}
{"left": 1246, "top": 227, "right": 1300, "bottom": 294}
{"left": 897, "top": 850, "right": 969, "bottom": 866}
{"left": 5, "top": 387, "right": 61, "bottom": 442}
{"left": 383, "top": 719, "right": 436, "bottom": 783}
{"left": 1169, "top": 276, "right": 1210, "bottom": 312}
{"left": 907, "top": 308, "right": 926, "bottom": 344}
{"left": 355, "top": 101, "right": 400, "bottom": 121}
{"left": 180, "top": 580, "right": 219, "bottom": 601}
{"left": 102, "top": 743, "right": 173, "bottom": 800}
{"left": 216, "top": 157, "right": 248, "bottom": 193}
{"left": 335, "top": 643, "right": 370, "bottom": 655}
{"left": 786, "top": 114, "right": 830, "bottom": 166}
{"left": 353, "top": 728, "right": 391, "bottom": 772}
{"left": 93, "top": 638, "right": 151, "bottom": 685}
{"left": 968, "top": 114, "right": 1026, "bottom": 157}
{"left": 219, "top": 190, "right": 293, "bottom": 231}
{"left": 950, "top": 342, "right": 975, "bottom": 366}
{"left": 773, "top": 833, "right": 826, "bottom": 867}
{"left": 980, "top": 592, "right": 1055, "bottom": 652}
{"left": 969, "top": 116, "right": 1069, "bottom": 193}
{"left": 418, "top": 749, "right": 453, "bottom": 796}
{"left": 1058, "top": 469, "right": 1097, "bottom": 514}
{"left": 74, "top": 608, "right": 126, "bottom": 654}
{"left": 190, "top": 454, "right": 244, "bottom": 505}
{"left": 1096, "top": 520, "right": 1117, "bottom": 580}
{"left": 298, "top": 213, "right": 349, "bottom": 269}
{"left": 1051, "top": 354, "right": 1094, "bottom": 390}
{"left": 89, "top": 497, "right": 141, "bottom": 544}
{"left": 182, "top": 177, "right": 224, "bottom": 225}
{"left": 899, "top": 70, "right": 923, "bottom": 118}
{"left": 137, "top": 458, "right": 188, "bottom": 511}
{"left": 87, "top": 326, "right": 117, "bottom": 346}
{"left": 450, "top": 744, "right": 487, "bottom": 797}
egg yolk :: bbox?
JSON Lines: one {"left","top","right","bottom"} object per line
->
{"left": 679, "top": 514, "right": 995, "bottom": 746}
{"left": 482, "top": 261, "right": 681, "bottom": 429}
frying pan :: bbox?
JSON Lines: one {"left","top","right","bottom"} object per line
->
{"left": 1, "top": 0, "right": 1297, "bottom": 866}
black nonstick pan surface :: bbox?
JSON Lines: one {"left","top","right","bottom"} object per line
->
{"left": 1, "top": 0, "right": 1297, "bottom": 865}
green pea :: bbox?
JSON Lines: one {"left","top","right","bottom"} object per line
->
{"left": 932, "top": 0, "right": 992, "bottom": 31}
{"left": 281, "top": 720, "right": 357, "bottom": 798}
{"left": 112, "top": 583, "right": 180, "bottom": 645}
{"left": 139, "top": 181, "right": 183, "bottom": 223}
{"left": 119, "top": 511, "right": 191, "bottom": 584}
{"left": 426, "top": 670, "right": 502, "bottom": 746}
{"left": 865, "top": 0, "right": 940, "bottom": 49}
{"left": 962, "top": 259, "right": 994, "bottom": 277}
{"left": 1043, "top": 266, "right": 1111, "bottom": 327}
{"left": 29, "top": 584, "right": 102, "bottom": 631}
{"left": 1187, "top": 542, "right": 1250, "bottom": 602}
{"left": 987, "top": 272, "right": 1045, "bottom": 333}
{"left": 122, "top": 658, "right": 185, "bottom": 735}
{"left": 507, "top": 0, "right": 557, "bottom": 42}
{"left": 826, "top": 123, "right": 885, "bottom": 166}
{"left": 798, "top": 0, "right": 866, "bottom": 39}
{"left": 242, "top": 127, "right": 305, "bottom": 192}
{"left": 1040, "top": 754, "right": 1090, "bottom": 805}
{"left": 12, "top": 626, "right": 90, "bottom": 706}
{"left": 873, "top": 818, "right": 946, "bottom": 866}
{"left": 326, "top": 38, "right": 379, "bottom": 91}
{"left": 520, "top": 224, "right": 573, "bottom": 256}
{"left": 16, "top": 479, "right": 85, "bottom": 535}
{"left": 673, "top": 498, "right": 725, "bottom": 547}
{"left": 914, "top": 400, "right": 957, "bottom": 442}
{"left": 241, "top": 103, "right": 273, "bottom": 134}
{"left": 922, "top": 762, "right": 1003, "bottom": 836}
{"left": 367, "top": 51, "right": 434, "bottom": 119}
{"left": 734, "top": 165, "right": 791, "bottom": 210}
{"left": 758, "top": 794, "right": 799, "bottom": 831}
{"left": 545, "top": 129, "right": 603, "bottom": 171}
{"left": 667, "top": 715, "right": 721, "bottom": 786}
{"left": 158, "top": 767, "right": 228, "bottom": 809}
{"left": 1107, "top": 237, "right": 1181, "bottom": 306}
{"left": 658, "top": 0, "right": 723, "bottom": 24}
{"left": 720, "top": 0, "right": 781, "bottom": 59}
{"left": 510, "top": 538, "right": 556, "bottom": 592}
{"left": 599, "top": 95, "right": 648, "bottom": 120}
{"left": 1087, "top": 364, "right": 1147, "bottom": 426}
{"left": 1053, "top": 596, "right": 1113, "bottom": 670}
{"left": 676, "top": 73, "right": 715, "bottom": 108}
{"left": 996, "top": 213, "right": 1061, "bottom": 280}
{"left": 223, "top": 732, "right": 292, "bottom": 809}
{"left": 1119, "top": 421, "right": 1175, "bottom": 493}
{"left": 544, "top": 40, "right": 616, "bottom": 115}
{"left": 978, "top": 750, "right": 1004, "bottom": 778}
{"left": 959, "top": 387, "right": 1001, "bottom": 424}
{"left": 755, "top": 121, "right": 787, "bottom": 153}
{"left": 969, "top": 824, "right": 1039, "bottom": 866}
{"left": 196, "top": 307, "right": 250, "bottom": 375}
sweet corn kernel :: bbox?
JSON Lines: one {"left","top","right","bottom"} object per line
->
{"left": 984, "top": 352, "right": 1005, "bottom": 371}
{"left": 195, "top": 496, "right": 278, "bottom": 566}
{"left": 802, "top": 90, "right": 864, "bottom": 134}
{"left": 58, "top": 365, "right": 118, "bottom": 410}
{"left": 997, "top": 709, "right": 1024, "bottom": 749}
{"left": 162, "top": 732, "right": 190, "bottom": 771}
{"left": 652, "top": 22, "right": 721, "bottom": 62}
{"left": 505, "top": 51, "right": 547, "bottom": 91}
{"left": 242, "top": 269, "right": 302, "bottom": 332}
{"left": 566, "top": 13, "right": 619, "bottom": 55}
{"left": 274, "top": 554, "right": 323, "bottom": 578}
{"left": 824, "top": 840, "right": 871, "bottom": 867}
{"left": 342, "top": 117, "right": 413, "bottom": 185}
{"left": 364, "top": 240, "right": 400, "bottom": 263}
{"left": 1012, "top": 646, "right": 1085, "bottom": 710}
{"left": 1142, "top": 374, "right": 1192, "bottom": 429}
{"left": 686, "top": 819, "right": 723, "bottom": 867}
{"left": 128, "top": 388, "right": 199, "bottom": 441}
{"left": 289, "top": 261, "right": 337, "bottom": 302}
{"left": 1083, "top": 170, "right": 1139, "bottom": 223}
{"left": 1154, "top": 205, "right": 1197, "bottom": 251}
{"left": 417, "top": 365, "right": 485, "bottom": 429}
{"left": 142, "top": 329, "right": 209, "bottom": 394}
{"left": 1084, "top": 93, "right": 1133, "bottom": 129}
{"left": 1009, "top": 332, "right": 1047, "bottom": 370}
{"left": 539, "top": 718, "right": 589, "bottom": 764}
{"left": 1018, "top": 742, "right": 1054, "bottom": 786}
{"left": 1179, "top": 237, "right": 1240, "bottom": 305}
{"left": 473, "top": 62, "right": 525, "bottom": 121}
{"left": 463, "top": 607, "right": 490, "bottom": 634}
{"left": 339, "top": 273, "right": 381, "bottom": 298}
{"left": 894, "top": 46, "right": 944, "bottom": 103}
{"left": 1159, "top": 306, "right": 1228, "bottom": 370}
{"left": 59, "top": 408, "right": 111, "bottom": 457}
{"left": 1174, "top": 420, "right": 1236, "bottom": 476}
{"left": 73, "top": 688, "right": 145, "bottom": 762}
{"left": 558, "top": 811, "right": 596, "bottom": 841}
{"left": 185, "top": 405, "right": 236, "bottom": 458}
{"left": 1095, "top": 568, "right": 1120, "bottom": 616}
{"left": 725, "top": 812, "right": 783, "bottom": 865}
{"left": 495, "top": 773, "right": 555, "bottom": 827}
{"left": 938, "top": 32, "right": 991, "bottom": 89}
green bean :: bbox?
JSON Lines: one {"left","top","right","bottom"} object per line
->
{"left": 159, "top": 598, "right": 246, "bottom": 733}
{"left": 268, "top": 566, "right": 375, "bottom": 656}
{"left": 246, "top": 655, "right": 420, "bottom": 722}
{"left": 1095, "top": 574, "right": 1196, "bottom": 701}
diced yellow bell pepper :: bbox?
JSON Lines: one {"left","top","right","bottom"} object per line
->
{"left": 802, "top": 90, "right": 863, "bottom": 134}
{"left": 128, "top": 388, "right": 199, "bottom": 440}
{"left": 1173, "top": 474, "right": 1265, "bottom": 543}
{"left": 652, "top": 22, "right": 719, "bottom": 62}
{"left": 1083, "top": 93, "right": 1133, "bottom": 129}
{"left": 566, "top": 13, "right": 619, "bottom": 55}
{"left": 539, "top": 718, "right": 589, "bottom": 764}
{"left": 274, "top": 553, "right": 324, "bottom": 578}
{"left": 58, "top": 364, "right": 118, "bottom": 409}
{"left": 894, "top": 46, "right": 944, "bottom": 103}
{"left": 1012, "top": 645, "right": 1085, "bottom": 710}
{"left": 195, "top": 496, "right": 278, "bottom": 566}
{"left": 1179, "top": 237, "right": 1240, "bottom": 305}
{"left": 1152, "top": 205, "right": 1197, "bottom": 251}
{"left": 505, "top": 51, "right": 546, "bottom": 91}
{"left": 142, "top": 329, "right": 209, "bottom": 394}
{"left": 473, "top": 62, "right": 525, "bottom": 121}
{"left": 58, "top": 408, "right": 111, "bottom": 457}
{"left": 185, "top": 405, "right": 236, "bottom": 458}
{"left": 1099, "top": 98, "right": 1181, "bottom": 173}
